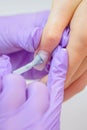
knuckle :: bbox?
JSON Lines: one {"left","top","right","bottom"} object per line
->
{"left": 47, "top": 31, "right": 61, "bottom": 43}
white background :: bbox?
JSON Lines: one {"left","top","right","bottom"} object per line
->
{"left": 0, "top": 1, "right": 87, "bottom": 130}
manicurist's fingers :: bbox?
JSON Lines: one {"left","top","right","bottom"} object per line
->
{"left": 0, "top": 74, "right": 26, "bottom": 114}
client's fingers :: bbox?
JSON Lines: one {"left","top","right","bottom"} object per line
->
{"left": 0, "top": 74, "right": 26, "bottom": 114}
{"left": 66, "top": 37, "right": 85, "bottom": 86}
{"left": 66, "top": 0, "right": 87, "bottom": 86}
{"left": 64, "top": 70, "right": 87, "bottom": 101}
{"left": 40, "top": 75, "right": 48, "bottom": 84}
{"left": 65, "top": 57, "right": 87, "bottom": 88}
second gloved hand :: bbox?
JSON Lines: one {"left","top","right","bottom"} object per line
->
{"left": 0, "top": 46, "right": 68, "bottom": 130}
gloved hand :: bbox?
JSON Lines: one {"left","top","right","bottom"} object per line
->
{"left": 0, "top": 46, "right": 68, "bottom": 130}
{"left": 0, "top": 11, "right": 50, "bottom": 54}
{"left": 0, "top": 11, "right": 69, "bottom": 80}
{"left": 0, "top": 11, "right": 50, "bottom": 79}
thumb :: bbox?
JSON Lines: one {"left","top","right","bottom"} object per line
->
{"left": 48, "top": 46, "right": 68, "bottom": 104}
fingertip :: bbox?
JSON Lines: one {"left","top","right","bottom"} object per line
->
{"left": 3, "top": 73, "right": 26, "bottom": 88}
{"left": 33, "top": 50, "right": 49, "bottom": 71}
{"left": 0, "top": 74, "right": 26, "bottom": 113}
{"left": 26, "top": 81, "right": 49, "bottom": 112}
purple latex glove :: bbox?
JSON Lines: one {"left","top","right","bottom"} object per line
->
{"left": 0, "top": 11, "right": 69, "bottom": 79}
{"left": 0, "top": 46, "right": 68, "bottom": 130}
{"left": 0, "top": 11, "right": 49, "bottom": 54}
{"left": 0, "top": 11, "right": 50, "bottom": 79}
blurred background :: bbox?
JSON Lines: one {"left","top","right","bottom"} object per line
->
{"left": 0, "top": 0, "right": 51, "bottom": 15}
{"left": 0, "top": 0, "right": 87, "bottom": 130}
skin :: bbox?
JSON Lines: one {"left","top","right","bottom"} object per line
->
{"left": 66, "top": 0, "right": 87, "bottom": 86}
{"left": 37, "top": 0, "right": 82, "bottom": 53}
{"left": 64, "top": 0, "right": 87, "bottom": 100}
{"left": 37, "top": 0, "right": 87, "bottom": 101}
{"left": 64, "top": 70, "right": 87, "bottom": 101}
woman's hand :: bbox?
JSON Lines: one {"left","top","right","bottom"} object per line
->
{"left": 65, "top": 0, "right": 87, "bottom": 87}
{"left": 35, "top": 0, "right": 82, "bottom": 68}
{"left": 40, "top": 0, "right": 87, "bottom": 101}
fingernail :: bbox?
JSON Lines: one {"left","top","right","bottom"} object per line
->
{"left": 34, "top": 50, "right": 49, "bottom": 71}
